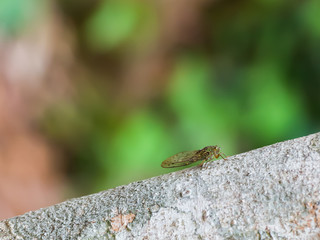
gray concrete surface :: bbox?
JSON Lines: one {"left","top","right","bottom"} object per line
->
{"left": 1, "top": 133, "right": 320, "bottom": 239}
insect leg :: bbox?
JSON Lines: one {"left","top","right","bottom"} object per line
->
{"left": 199, "top": 156, "right": 214, "bottom": 168}
{"left": 214, "top": 152, "right": 227, "bottom": 160}
{"left": 198, "top": 159, "right": 206, "bottom": 167}
{"left": 220, "top": 152, "right": 228, "bottom": 160}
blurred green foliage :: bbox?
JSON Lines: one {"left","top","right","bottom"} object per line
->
{"left": 0, "top": 0, "right": 40, "bottom": 35}
{"left": 2, "top": 0, "right": 320, "bottom": 195}
{"left": 85, "top": 0, "right": 157, "bottom": 51}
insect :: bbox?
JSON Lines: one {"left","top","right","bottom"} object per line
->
{"left": 161, "top": 145, "right": 227, "bottom": 168}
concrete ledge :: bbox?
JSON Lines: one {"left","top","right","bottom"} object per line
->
{"left": 1, "top": 133, "right": 320, "bottom": 239}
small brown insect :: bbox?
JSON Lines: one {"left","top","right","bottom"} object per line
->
{"left": 161, "top": 145, "right": 227, "bottom": 168}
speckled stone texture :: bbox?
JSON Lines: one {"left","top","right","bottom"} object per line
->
{"left": 1, "top": 133, "right": 320, "bottom": 239}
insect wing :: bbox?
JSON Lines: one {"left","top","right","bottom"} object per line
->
{"left": 161, "top": 150, "right": 200, "bottom": 168}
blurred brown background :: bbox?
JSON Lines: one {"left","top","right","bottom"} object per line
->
{"left": 0, "top": 0, "right": 319, "bottom": 220}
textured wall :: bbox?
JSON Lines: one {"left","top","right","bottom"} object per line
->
{"left": 1, "top": 133, "right": 320, "bottom": 239}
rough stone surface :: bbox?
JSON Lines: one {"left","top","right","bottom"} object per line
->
{"left": 1, "top": 133, "right": 320, "bottom": 239}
